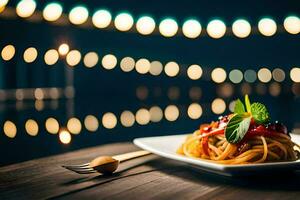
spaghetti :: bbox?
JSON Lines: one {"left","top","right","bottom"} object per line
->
{"left": 177, "top": 116, "right": 300, "bottom": 164}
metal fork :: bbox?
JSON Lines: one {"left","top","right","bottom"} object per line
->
{"left": 62, "top": 150, "right": 151, "bottom": 174}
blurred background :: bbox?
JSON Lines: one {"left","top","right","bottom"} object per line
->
{"left": 0, "top": 0, "right": 299, "bottom": 166}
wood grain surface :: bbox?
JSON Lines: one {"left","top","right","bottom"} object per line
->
{"left": 1, "top": 142, "right": 300, "bottom": 200}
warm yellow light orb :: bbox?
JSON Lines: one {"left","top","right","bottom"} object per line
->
{"left": 284, "top": 16, "right": 300, "bottom": 35}
{"left": 66, "top": 50, "right": 81, "bottom": 66}
{"left": 187, "top": 64, "right": 202, "bottom": 80}
{"left": 135, "top": 58, "right": 150, "bottom": 74}
{"left": 84, "top": 115, "right": 99, "bottom": 132}
{"left": 114, "top": 12, "right": 134, "bottom": 31}
{"left": 44, "top": 49, "right": 59, "bottom": 65}
{"left": 59, "top": 130, "right": 71, "bottom": 144}
{"left": 290, "top": 67, "right": 300, "bottom": 82}
{"left": 135, "top": 109, "right": 150, "bottom": 125}
{"left": 257, "top": 68, "right": 272, "bottom": 83}
{"left": 164, "top": 61, "right": 180, "bottom": 77}
{"left": 258, "top": 18, "right": 277, "bottom": 36}
{"left": 187, "top": 103, "right": 202, "bottom": 119}
{"left": 136, "top": 16, "right": 156, "bottom": 35}
{"left": 207, "top": 19, "right": 226, "bottom": 39}
{"left": 149, "top": 61, "right": 163, "bottom": 76}
{"left": 23, "top": 47, "right": 37, "bottom": 63}
{"left": 101, "top": 54, "right": 117, "bottom": 70}
{"left": 1, "top": 44, "right": 15, "bottom": 61}
{"left": 211, "top": 98, "right": 226, "bottom": 114}
{"left": 25, "top": 119, "right": 39, "bottom": 136}
{"left": 159, "top": 18, "right": 178, "bottom": 37}
{"left": 102, "top": 112, "right": 117, "bottom": 129}
{"left": 16, "top": 0, "right": 36, "bottom": 18}
{"left": 45, "top": 117, "right": 59, "bottom": 134}
{"left": 92, "top": 9, "right": 112, "bottom": 28}
{"left": 3, "top": 120, "right": 17, "bottom": 138}
{"left": 67, "top": 117, "right": 82, "bottom": 134}
{"left": 232, "top": 19, "right": 251, "bottom": 38}
{"left": 149, "top": 106, "right": 163, "bottom": 122}
{"left": 43, "top": 2, "right": 62, "bottom": 21}
{"left": 211, "top": 67, "right": 227, "bottom": 83}
{"left": 58, "top": 43, "right": 69, "bottom": 56}
{"left": 69, "top": 6, "right": 89, "bottom": 25}
{"left": 83, "top": 52, "right": 99, "bottom": 68}
{"left": 182, "top": 19, "right": 202, "bottom": 38}
{"left": 164, "top": 105, "right": 179, "bottom": 121}
{"left": 120, "top": 110, "right": 135, "bottom": 127}
{"left": 120, "top": 57, "right": 135, "bottom": 72}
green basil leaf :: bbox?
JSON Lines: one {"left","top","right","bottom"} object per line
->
{"left": 234, "top": 99, "right": 245, "bottom": 114}
{"left": 251, "top": 102, "right": 270, "bottom": 124}
{"left": 245, "top": 94, "right": 251, "bottom": 113}
{"left": 225, "top": 114, "right": 251, "bottom": 144}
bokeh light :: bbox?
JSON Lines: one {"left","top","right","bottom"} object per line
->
{"left": 211, "top": 67, "right": 227, "bottom": 83}
{"left": 58, "top": 43, "right": 69, "bottom": 56}
{"left": 258, "top": 68, "right": 272, "bottom": 83}
{"left": 43, "top": 2, "right": 62, "bottom": 22}
{"left": 187, "top": 64, "right": 203, "bottom": 80}
{"left": 59, "top": 130, "right": 71, "bottom": 144}
{"left": 114, "top": 12, "right": 134, "bottom": 31}
{"left": 269, "top": 82, "right": 281, "bottom": 96}
{"left": 159, "top": 18, "right": 178, "bottom": 37}
{"left": 187, "top": 103, "right": 202, "bottom": 119}
{"left": 283, "top": 15, "right": 300, "bottom": 35}
{"left": 25, "top": 119, "right": 39, "bottom": 136}
{"left": 211, "top": 98, "right": 226, "bottom": 114}
{"left": 34, "top": 88, "right": 44, "bottom": 100}
{"left": 240, "top": 83, "right": 252, "bottom": 95}
{"left": 1, "top": 44, "right": 15, "bottom": 61}
{"left": 217, "top": 83, "right": 234, "bottom": 98}
{"left": 167, "top": 86, "right": 180, "bottom": 100}
{"left": 23, "top": 47, "right": 37, "bottom": 63}
{"left": 102, "top": 54, "right": 117, "bottom": 70}
{"left": 0, "top": 0, "right": 9, "bottom": 8}
{"left": 232, "top": 19, "right": 251, "bottom": 38}
{"left": 135, "top": 108, "right": 150, "bottom": 125}
{"left": 149, "top": 106, "right": 163, "bottom": 122}
{"left": 182, "top": 19, "right": 202, "bottom": 38}
{"left": 92, "top": 9, "right": 112, "bottom": 28}
{"left": 16, "top": 0, "right": 36, "bottom": 18}
{"left": 272, "top": 68, "right": 285, "bottom": 82}
{"left": 83, "top": 52, "right": 99, "bottom": 68}
{"left": 120, "top": 57, "right": 135, "bottom": 72}
{"left": 290, "top": 67, "right": 300, "bottom": 82}
{"left": 258, "top": 18, "right": 277, "bottom": 36}
{"left": 189, "top": 87, "right": 202, "bottom": 100}
{"left": 164, "top": 105, "right": 179, "bottom": 121}
{"left": 229, "top": 69, "right": 243, "bottom": 83}
{"left": 164, "top": 61, "right": 179, "bottom": 77}
{"left": 135, "top": 58, "right": 150, "bottom": 74}
{"left": 84, "top": 115, "right": 99, "bottom": 132}
{"left": 120, "top": 111, "right": 135, "bottom": 127}
{"left": 136, "top": 86, "right": 148, "bottom": 100}
{"left": 69, "top": 6, "right": 89, "bottom": 25}
{"left": 66, "top": 50, "right": 81, "bottom": 66}
{"left": 149, "top": 61, "right": 163, "bottom": 76}
{"left": 244, "top": 69, "right": 257, "bottom": 83}
{"left": 45, "top": 117, "right": 59, "bottom": 134}
{"left": 136, "top": 16, "right": 156, "bottom": 35}
{"left": 3, "top": 120, "right": 17, "bottom": 138}
{"left": 44, "top": 49, "right": 59, "bottom": 65}
{"left": 67, "top": 117, "right": 82, "bottom": 134}
{"left": 102, "top": 112, "right": 117, "bottom": 129}
{"left": 206, "top": 19, "right": 226, "bottom": 39}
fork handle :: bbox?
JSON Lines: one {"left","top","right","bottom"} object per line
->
{"left": 112, "top": 150, "right": 151, "bottom": 162}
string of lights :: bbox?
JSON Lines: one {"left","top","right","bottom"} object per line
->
{"left": 0, "top": 0, "right": 299, "bottom": 39}
{"left": 1, "top": 43, "right": 300, "bottom": 83}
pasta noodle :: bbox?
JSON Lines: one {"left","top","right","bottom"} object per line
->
{"left": 177, "top": 119, "right": 300, "bottom": 164}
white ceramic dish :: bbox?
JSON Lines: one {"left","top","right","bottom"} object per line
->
{"left": 134, "top": 133, "right": 300, "bottom": 176}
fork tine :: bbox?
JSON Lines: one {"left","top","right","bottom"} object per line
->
{"left": 62, "top": 165, "right": 91, "bottom": 170}
{"left": 62, "top": 163, "right": 90, "bottom": 168}
{"left": 64, "top": 167, "right": 97, "bottom": 174}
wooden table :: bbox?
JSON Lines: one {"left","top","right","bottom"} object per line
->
{"left": 1, "top": 142, "right": 300, "bottom": 200}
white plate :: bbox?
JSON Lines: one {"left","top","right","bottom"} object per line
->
{"left": 134, "top": 133, "right": 300, "bottom": 176}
